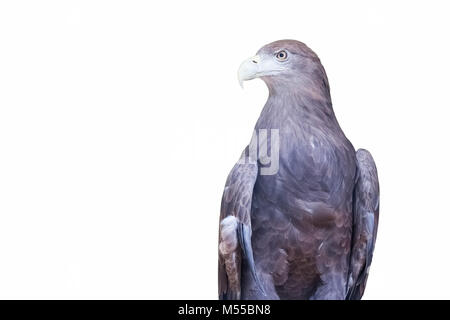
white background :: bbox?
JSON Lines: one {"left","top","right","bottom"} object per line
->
{"left": 0, "top": 1, "right": 449, "bottom": 299}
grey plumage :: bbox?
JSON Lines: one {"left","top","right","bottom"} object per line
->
{"left": 218, "top": 40, "right": 379, "bottom": 300}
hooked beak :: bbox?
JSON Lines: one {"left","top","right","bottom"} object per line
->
{"left": 237, "top": 54, "right": 285, "bottom": 88}
{"left": 238, "top": 55, "right": 261, "bottom": 88}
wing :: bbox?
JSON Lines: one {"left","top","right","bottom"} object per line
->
{"left": 346, "top": 149, "right": 380, "bottom": 300}
{"left": 218, "top": 148, "right": 264, "bottom": 300}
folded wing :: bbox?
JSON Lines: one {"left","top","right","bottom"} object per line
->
{"left": 346, "top": 149, "right": 380, "bottom": 300}
{"left": 218, "top": 149, "right": 264, "bottom": 300}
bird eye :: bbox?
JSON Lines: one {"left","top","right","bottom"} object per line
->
{"left": 275, "top": 50, "right": 288, "bottom": 61}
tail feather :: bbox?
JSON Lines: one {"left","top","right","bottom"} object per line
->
{"left": 238, "top": 223, "right": 266, "bottom": 296}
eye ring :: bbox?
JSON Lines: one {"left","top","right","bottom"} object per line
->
{"left": 275, "top": 50, "right": 288, "bottom": 61}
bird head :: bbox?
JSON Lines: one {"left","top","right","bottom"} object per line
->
{"left": 238, "top": 40, "right": 323, "bottom": 91}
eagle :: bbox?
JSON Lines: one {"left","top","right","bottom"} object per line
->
{"left": 218, "top": 40, "right": 379, "bottom": 300}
